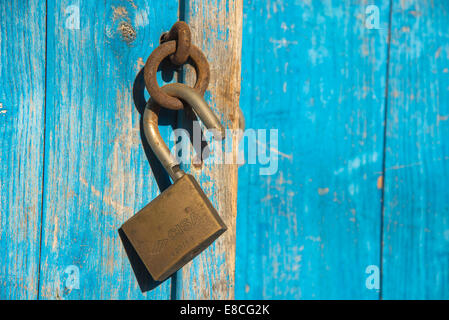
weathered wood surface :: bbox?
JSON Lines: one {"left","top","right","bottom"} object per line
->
{"left": 0, "top": 0, "right": 242, "bottom": 300}
{"left": 236, "top": 0, "right": 449, "bottom": 299}
{"left": 382, "top": 0, "right": 449, "bottom": 299}
{"left": 2, "top": 0, "right": 449, "bottom": 300}
{"left": 37, "top": 0, "right": 178, "bottom": 299}
{"left": 0, "top": 0, "right": 46, "bottom": 300}
{"left": 236, "top": 0, "right": 391, "bottom": 299}
{"left": 177, "top": 0, "right": 243, "bottom": 299}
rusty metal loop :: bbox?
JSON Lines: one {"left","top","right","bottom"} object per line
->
{"left": 160, "top": 21, "right": 192, "bottom": 65}
{"left": 144, "top": 40, "right": 210, "bottom": 110}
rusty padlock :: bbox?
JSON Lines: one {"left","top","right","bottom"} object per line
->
{"left": 121, "top": 83, "right": 227, "bottom": 282}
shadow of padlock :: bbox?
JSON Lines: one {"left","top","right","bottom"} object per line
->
{"left": 121, "top": 83, "right": 227, "bottom": 282}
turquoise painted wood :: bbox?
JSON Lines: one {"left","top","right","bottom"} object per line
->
{"left": 236, "top": 0, "right": 391, "bottom": 299}
{"left": 382, "top": 0, "right": 449, "bottom": 299}
{"left": 236, "top": 0, "right": 449, "bottom": 300}
{"left": 0, "top": 0, "right": 240, "bottom": 300}
{"left": 0, "top": 0, "right": 46, "bottom": 300}
{"left": 38, "top": 0, "right": 178, "bottom": 299}
{"left": 2, "top": 0, "right": 449, "bottom": 300}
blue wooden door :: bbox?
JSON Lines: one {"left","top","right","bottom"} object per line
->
{"left": 235, "top": 0, "right": 449, "bottom": 300}
{"left": 0, "top": 0, "right": 46, "bottom": 299}
{"left": 2, "top": 0, "right": 449, "bottom": 300}
{"left": 0, "top": 0, "right": 241, "bottom": 299}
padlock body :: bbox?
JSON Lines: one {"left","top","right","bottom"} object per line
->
{"left": 121, "top": 174, "right": 227, "bottom": 281}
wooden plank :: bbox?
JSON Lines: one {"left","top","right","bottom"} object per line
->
{"left": 0, "top": 0, "right": 46, "bottom": 299}
{"left": 176, "top": 0, "right": 243, "bottom": 299}
{"left": 382, "top": 0, "right": 449, "bottom": 299}
{"left": 235, "top": 0, "right": 391, "bottom": 299}
{"left": 38, "top": 0, "right": 178, "bottom": 299}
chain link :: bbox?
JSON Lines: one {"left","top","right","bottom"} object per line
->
{"left": 144, "top": 22, "right": 210, "bottom": 111}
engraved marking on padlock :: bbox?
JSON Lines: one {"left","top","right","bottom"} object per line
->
{"left": 149, "top": 239, "right": 168, "bottom": 256}
{"left": 148, "top": 208, "right": 206, "bottom": 256}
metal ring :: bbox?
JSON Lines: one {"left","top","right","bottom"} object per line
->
{"left": 160, "top": 21, "right": 191, "bottom": 65}
{"left": 144, "top": 41, "right": 210, "bottom": 110}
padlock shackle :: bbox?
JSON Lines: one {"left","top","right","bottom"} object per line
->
{"left": 143, "top": 83, "right": 225, "bottom": 182}
{"left": 162, "top": 83, "right": 225, "bottom": 138}
{"left": 144, "top": 101, "right": 185, "bottom": 181}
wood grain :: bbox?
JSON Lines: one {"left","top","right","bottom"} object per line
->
{"left": 176, "top": 0, "right": 243, "bottom": 299}
{"left": 235, "top": 0, "right": 391, "bottom": 299}
{"left": 0, "top": 0, "right": 46, "bottom": 300}
{"left": 382, "top": 0, "right": 449, "bottom": 299}
{"left": 3, "top": 0, "right": 448, "bottom": 300}
{"left": 38, "top": 0, "right": 178, "bottom": 299}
